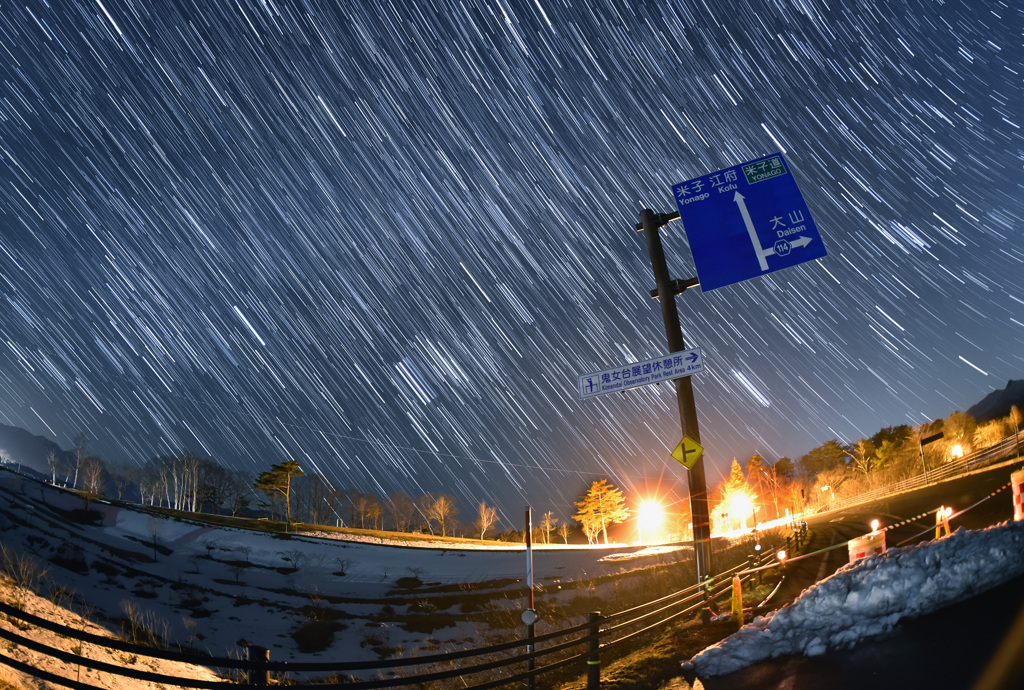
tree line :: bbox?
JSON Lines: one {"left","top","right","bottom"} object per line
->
{"left": 707, "top": 406, "right": 1023, "bottom": 532}
{"left": 26, "top": 404, "right": 1020, "bottom": 544}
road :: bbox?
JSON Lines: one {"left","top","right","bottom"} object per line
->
{"left": 676, "top": 459, "right": 1024, "bottom": 690}
{"left": 781, "top": 459, "right": 1019, "bottom": 598}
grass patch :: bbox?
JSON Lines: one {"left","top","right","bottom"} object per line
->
{"left": 292, "top": 619, "right": 346, "bottom": 653}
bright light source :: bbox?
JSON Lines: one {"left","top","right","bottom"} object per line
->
{"left": 944, "top": 506, "right": 953, "bottom": 518}
{"left": 777, "top": 550, "right": 787, "bottom": 561}
{"left": 871, "top": 519, "right": 880, "bottom": 532}
{"left": 716, "top": 489, "right": 755, "bottom": 534}
{"left": 951, "top": 444, "right": 964, "bottom": 459}
{"left": 637, "top": 500, "right": 664, "bottom": 545}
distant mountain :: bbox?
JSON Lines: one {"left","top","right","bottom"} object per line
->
{"left": 0, "top": 424, "right": 71, "bottom": 479}
{"left": 967, "top": 380, "right": 1024, "bottom": 423}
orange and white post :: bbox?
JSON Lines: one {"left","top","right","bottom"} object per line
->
{"left": 730, "top": 574, "right": 743, "bottom": 626}
{"left": 935, "top": 506, "right": 952, "bottom": 538}
{"left": 1012, "top": 470, "right": 1024, "bottom": 522}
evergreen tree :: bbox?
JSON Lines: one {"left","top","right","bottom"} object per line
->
{"left": 573, "top": 479, "right": 630, "bottom": 545}
{"left": 254, "top": 460, "right": 304, "bottom": 527}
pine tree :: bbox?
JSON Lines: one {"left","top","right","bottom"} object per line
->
{"left": 573, "top": 479, "right": 630, "bottom": 545}
{"left": 254, "top": 460, "right": 304, "bottom": 527}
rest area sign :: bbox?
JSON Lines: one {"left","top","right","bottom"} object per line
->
{"left": 673, "top": 153, "right": 826, "bottom": 292}
{"left": 578, "top": 347, "right": 704, "bottom": 399}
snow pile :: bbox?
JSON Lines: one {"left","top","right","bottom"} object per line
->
{"left": 689, "top": 520, "right": 1024, "bottom": 677}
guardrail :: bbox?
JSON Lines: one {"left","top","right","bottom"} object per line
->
{"left": 815, "top": 433, "right": 1020, "bottom": 516}
{"left": 0, "top": 549, "right": 779, "bottom": 689}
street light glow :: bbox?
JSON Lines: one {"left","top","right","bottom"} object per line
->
{"left": 637, "top": 500, "right": 664, "bottom": 545}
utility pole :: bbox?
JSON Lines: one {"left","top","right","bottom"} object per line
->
{"left": 636, "top": 208, "right": 713, "bottom": 607}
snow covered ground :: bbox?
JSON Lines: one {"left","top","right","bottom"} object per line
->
{"left": 0, "top": 470, "right": 690, "bottom": 686}
{"left": 6, "top": 467, "right": 1024, "bottom": 688}
{"left": 686, "top": 518, "right": 1024, "bottom": 678}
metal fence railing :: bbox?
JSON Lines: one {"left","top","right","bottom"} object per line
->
{"left": 0, "top": 549, "right": 780, "bottom": 690}
{"left": 814, "top": 433, "right": 1020, "bottom": 516}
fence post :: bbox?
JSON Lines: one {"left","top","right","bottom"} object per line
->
{"left": 586, "top": 611, "right": 601, "bottom": 690}
{"left": 246, "top": 645, "right": 269, "bottom": 686}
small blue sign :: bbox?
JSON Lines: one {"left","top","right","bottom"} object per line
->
{"left": 673, "top": 153, "right": 826, "bottom": 292}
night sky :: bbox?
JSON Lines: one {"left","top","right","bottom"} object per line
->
{"left": 1, "top": 0, "right": 1021, "bottom": 525}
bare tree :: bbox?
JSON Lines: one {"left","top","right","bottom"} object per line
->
{"left": 107, "top": 463, "right": 137, "bottom": 500}
{"left": 386, "top": 491, "right": 416, "bottom": 532}
{"left": 474, "top": 501, "right": 500, "bottom": 539}
{"left": 79, "top": 456, "right": 105, "bottom": 499}
{"left": 557, "top": 523, "right": 570, "bottom": 544}
{"left": 72, "top": 434, "right": 88, "bottom": 489}
{"left": 293, "top": 474, "right": 342, "bottom": 525}
{"left": 222, "top": 469, "right": 252, "bottom": 516}
{"left": 347, "top": 490, "right": 382, "bottom": 529}
{"left": 539, "top": 511, "right": 558, "bottom": 544}
{"left": 415, "top": 493, "right": 437, "bottom": 534}
{"left": 424, "top": 494, "right": 458, "bottom": 537}
{"left": 46, "top": 450, "right": 66, "bottom": 485}
{"left": 366, "top": 498, "right": 382, "bottom": 529}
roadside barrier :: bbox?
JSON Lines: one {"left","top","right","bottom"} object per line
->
{"left": 847, "top": 529, "right": 886, "bottom": 563}
{"left": 0, "top": 548, "right": 780, "bottom": 689}
{"left": 1012, "top": 469, "right": 1023, "bottom": 521}
{"left": 815, "top": 434, "right": 1020, "bottom": 516}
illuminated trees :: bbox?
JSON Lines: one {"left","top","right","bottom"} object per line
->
{"left": 943, "top": 411, "right": 977, "bottom": 455}
{"left": 1010, "top": 405, "right": 1023, "bottom": 434}
{"left": 421, "top": 493, "right": 459, "bottom": 537}
{"left": 348, "top": 490, "right": 382, "bottom": 529}
{"left": 539, "top": 511, "right": 558, "bottom": 544}
{"left": 254, "top": 460, "right": 304, "bottom": 527}
{"left": 475, "top": 501, "right": 500, "bottom": 539}
{"left": 573, "top": 479, "right": 630, "bottom": 545}
{"left": 713, "top": 459, "right": 757, "bottom": 532}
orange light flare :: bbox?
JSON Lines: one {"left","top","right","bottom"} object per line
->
{"left": 950, "top": 444, "right": 965, "bottom": 459}
{"left": 636, "top": 500, "right": 664, "bottom": 545}
{"left": 713, "top": 486, "right": 758, "bottom": 535}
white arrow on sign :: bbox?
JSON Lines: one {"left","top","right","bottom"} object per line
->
{"left": 734, "top": 191, "right": 814, "bottom": 270}
{"left": 735, "top": 191, "right": 770, "bottom": 271}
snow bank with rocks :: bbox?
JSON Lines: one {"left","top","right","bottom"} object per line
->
{"left": 689, "top": 520, "right": 1024, "bottom": 677}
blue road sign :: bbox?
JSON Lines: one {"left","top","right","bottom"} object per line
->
{"left": 673, "top": 153, "right": 826, "bottom": 292}
{"left": 578, "top": 347, "right": 704, "bottom": 399}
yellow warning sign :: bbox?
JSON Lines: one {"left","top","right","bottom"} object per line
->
{"left": 670, "top": 436, "right": 704, "bottom": 470}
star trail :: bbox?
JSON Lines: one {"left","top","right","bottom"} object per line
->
{"left": 0, "top": 0, "right": 1021, "bottom": 523}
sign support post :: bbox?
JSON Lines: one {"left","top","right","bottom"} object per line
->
{"left": 637, "top": 208, "right": 713, "bottom": 620}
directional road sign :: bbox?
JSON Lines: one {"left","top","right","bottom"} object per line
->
{"left": 672, "top": 152, "right": 826, "bottom": 292}
{"left": 578, "top": 347, "right": 704, "bottom": 399}
{"left": 671, "top": 436, "right": 704, "bottom": 470}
